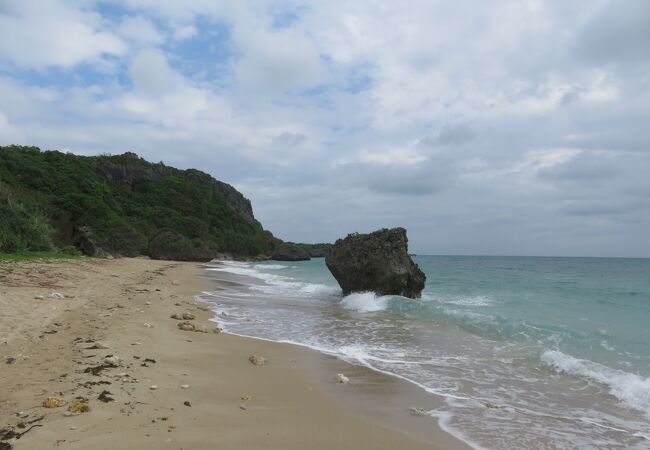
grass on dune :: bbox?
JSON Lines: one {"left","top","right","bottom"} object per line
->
{"left": 0, "top": 251, "right": 84, "bottom": 261}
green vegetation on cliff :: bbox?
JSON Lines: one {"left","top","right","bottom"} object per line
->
{"left": 0, "top": 145, "right": 278, "bottom": 258}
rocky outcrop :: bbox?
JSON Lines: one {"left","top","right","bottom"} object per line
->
{"left": 147, "top": 230, "right": 217, "bottom": 262}
{"left": 93, "top": 153, "right": 256, "bottom": 224}
{"left": 270, "top": 243, "right": 310, "bottom": 261}
{"left": 73, "top": 226, "right": 110, "bottom": 258}
{"left": 306, "top": 244, "right": 332, "bottom": 258}
{"left": 325, "top": 228, "right": 426, "bottom": 299}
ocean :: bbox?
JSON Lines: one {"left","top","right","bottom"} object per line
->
{"left": 200, "top": 256, "right": 650, "bottom": 449}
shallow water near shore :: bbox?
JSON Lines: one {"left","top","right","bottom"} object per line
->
{"left": 200, "top": 256, "right": 650, "bottom": 449}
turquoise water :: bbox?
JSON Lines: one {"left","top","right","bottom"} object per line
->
{"left": 202, "top": 256, "right": 650, "bottom": 449}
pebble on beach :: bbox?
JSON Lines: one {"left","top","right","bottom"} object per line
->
{"left": 248, "top": 355, "right": 266, "bottom": 366}
{"left": 335, "top": 373, "right": 350, "bottom": 384}
{"left": 43, "top": 396, "right": 66, "bottom": 408}
{"left": 408, "top": 407, "right": 426, "bottom": 416}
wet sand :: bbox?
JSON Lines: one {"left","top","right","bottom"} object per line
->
{"left": 0, "top": 257, "right": 470, "bottom": 449}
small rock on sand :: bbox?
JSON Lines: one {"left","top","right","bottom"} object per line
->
{"left": 103, "top": 355, "right": 120, "bottom": 366}
{"left": 89, "top": 341, "right": 110, "bottom": 350}
{"left": 143, "top": 323, "right": 153, "bottom": 328}
{"left": 212, "top": 327, "right": 222, "bottom": 334}
{"left": 43, "top": 396, "right": 66, "bottom": 408}
{"left": 182, "top": 313, "right": 195, "bottom": 320}
{"left": 170, "top": 313, "right": 183, "bottom": 320}
{"left": 248, "top": 355, "right": 266, "bottom": 366}
{"left": 180, "top": 384, "right": 190, "bottom": 389}
{"left": 150, "top": 385, "right": 158, "bottom": 390}
{"left": 241, "top": 394, "right": 253, "bottom": 401}
{"left": 239, "top": 404, "right": 248, "bottom": 411}
{"left": 183, "top": 401, "right": 191, "bottom": 407}
{"left": 34, "top": 295, "right": 44, "bottom": 300}
{"left": 172, "top": 280, "right": 179, "bottom": 286}
{"left": 49, "top": 293, "right": 65, "bottom": 299}
{"left": 408, "top": 407, "right": 427, "bottom": 416}
{"left": 67, "top": 400, "right": 90, "bottom": 414}
{"left": 335, "top": 373, "right": 349, "bottom": 384}
{"left": 177, "top": 321, "right": 207, "bottom": 333}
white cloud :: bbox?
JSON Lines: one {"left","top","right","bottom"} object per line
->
{"left": 128, "top": 49, "right": 184, "bottom": 96}
{"left": 233, "top": 27, "right": 326, "bottom": 92}
{"left": 0, "top": 1, "right": 125, "bottom": 69}
{"left": 117, "top": 16, "right": 165, "bottom": 46}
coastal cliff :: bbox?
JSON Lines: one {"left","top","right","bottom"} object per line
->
{"left": 0, "top": 145, "right": 278, "bottom": 258}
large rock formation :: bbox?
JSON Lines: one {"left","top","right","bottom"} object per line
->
{"left": 148, "top": 230, "right": 217, "bottom": 262}
{"left": 270, "top": 243, "right": 311, "bottom": 261}
{"left": 325, "top": 228, "right": 426, "bottom": 299}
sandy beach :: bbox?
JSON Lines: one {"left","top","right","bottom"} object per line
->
{"left": 0, "top": 257, "right": 469, "bottom": 450}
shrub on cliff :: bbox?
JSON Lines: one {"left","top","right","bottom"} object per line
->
{"left": 0, "top": 145, "right": 277, "bottom": 258}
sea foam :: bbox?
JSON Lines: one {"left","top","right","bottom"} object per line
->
{"left": 542, "top": 350, "right": 650, "bottom": 418}
{"left": 341, "top": 292, "right": 389, "bottom": 312}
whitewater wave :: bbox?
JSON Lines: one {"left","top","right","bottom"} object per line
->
{"left": 542, "top": 350, "right": 650, "bottom": 418}
{"left": 341, "top": 292, "right": 390, "bottom": 312}
{"left": 207, "top": 261, "right": 339, "bottom": 298}
{"left": 252, "top": 264, "right": 288, "bottom": 270}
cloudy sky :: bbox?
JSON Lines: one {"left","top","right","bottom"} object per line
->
{"left": 1, "top": 0, "right": 649, "bottom": 257}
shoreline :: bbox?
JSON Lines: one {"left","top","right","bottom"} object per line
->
{"left": 0, "top": 257, "right": 470, "bottom": 450}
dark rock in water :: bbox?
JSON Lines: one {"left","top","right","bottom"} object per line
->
{"left": 325, "top": 228, "right": 426, "bottom": 299}
{"left": 148, "top": 230, "right": 217, "bottom": 262}
{"left": 271, "top": 243, "right": 310, "bottom": 261}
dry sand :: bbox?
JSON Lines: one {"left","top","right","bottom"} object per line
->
{"left": 0, "top": 257, "right": 470, "bottom": 449}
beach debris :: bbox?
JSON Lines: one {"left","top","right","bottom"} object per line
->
{"left": 212, "top": 326, "right": 222, "bottom": 334}
{"left": 150, "top": 385, "right": 158, "bottom": 390}
{"left": 170, "top": 313, "right": 183, "bottom": 320}
{"left": 87, "top": 341, "right": 110, "bottom": 350}
{"left": 67, "top": 400, "right": 90, "bottom": 414}
{"left": 408, "top": 407, "right": 427, "bottom": 416}
{"left": 239, "top": 404, "right": 248, "bottom": 411}
{"left": 33, "top": 295, "right": 44, "bottom": 300}
{"left": 84, "top": 364, "right": 113, "bottom": 376}
{"left": 145, "top": 301, "right": 151, "bottom": 305}
{"left": 5, "top": 357, "right": 16, "bottom": 364}
{"left": 143, "top": 323, "right": 153, "bottom": 328}
{"left": 240, "top": 394, "right": 253, "bottom": 401}
{"left": 180, "top": 384, "right": 190, "bottom": 389}
{"left": 49, "top": 292, "right": 65, "bottom": 299}
{"left": 103, "top": 355, "right": 120, "bottom": 366}
{"left": 335, "top": 373, "right": 349, "bottom": 384}
{"left": 182, "top": 313, "right": 195, "bottom": 320}
{"left": 248, "top": 355, "right": 266, "bottom": 366}
{"left": 98, "top": 391, "right": 114, "bottom": 403}
{"left": 131, "top": 342, "right": 142, "bottom": 346}
{"left": 183, "top": 401, "right": 191, "bottom": 407}
{"left": 43, "top": 397, "right": 66, "bottom": 408}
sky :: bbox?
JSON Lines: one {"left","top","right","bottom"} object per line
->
{"left": 0, "top": 0, "right": 649, "bottom": 257}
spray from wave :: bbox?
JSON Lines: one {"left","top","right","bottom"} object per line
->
{"left": 341, "top": 292, "right": 390, "bottom": 312}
